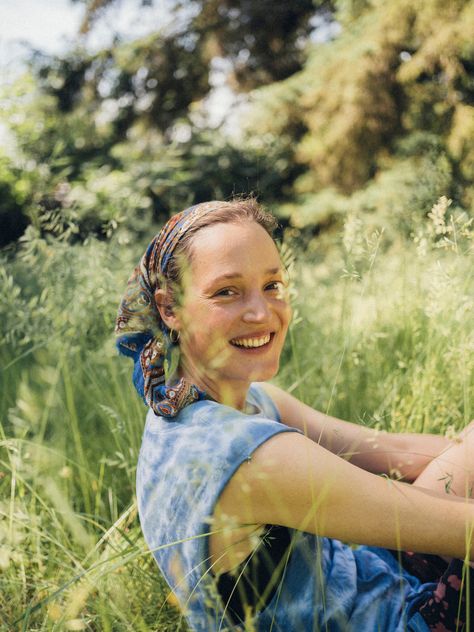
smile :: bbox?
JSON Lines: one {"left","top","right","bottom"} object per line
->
{"left": 229, "top": 333, "right": 272, "bottom": 348}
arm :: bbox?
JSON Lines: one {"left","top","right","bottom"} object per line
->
{"left": 215, "top": 431, "right": 474, "bottom": 560}
{"left": 260, "top": 383, "right": 450, "bottom": 482}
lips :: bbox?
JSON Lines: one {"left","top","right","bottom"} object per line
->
{"left": 229, "top": 332, "right": 274, "bottom": 349}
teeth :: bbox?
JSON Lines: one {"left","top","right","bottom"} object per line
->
{"left": 231, "top": 334, "right": 271, "bottom": 348}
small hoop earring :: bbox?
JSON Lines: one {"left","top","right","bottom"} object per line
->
{"left": 169, "top": 329, "right": 180, "bottom": 344}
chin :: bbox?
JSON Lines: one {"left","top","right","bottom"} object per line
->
{"left": 248, "top": 364, "right": 279, "bottom": 383}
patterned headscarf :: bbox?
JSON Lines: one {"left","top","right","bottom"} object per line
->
{"left": 115, "top": 201, "right": 223, "bottom": 418}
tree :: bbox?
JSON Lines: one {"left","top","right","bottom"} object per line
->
{"left": 244, "top": 0, "right": 474, "bottom": 230}
{"left": 0, "top": 0, "right": 325, "bottom": 246}
{"left": 78, "top": 0, "right": 324, "bottom": 90}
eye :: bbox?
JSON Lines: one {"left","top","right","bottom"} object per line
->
{"left": 265, "top": 280, "right": 289, "bottom": 300}
{"left": 214, "top": 288, "right": 237, "bottom": 297}
{"left": 265, "top": 281, "right": 284, "bottom": 292}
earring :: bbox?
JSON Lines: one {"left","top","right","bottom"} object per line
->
{"left": 169, "top": 329, "right": 180, "bottom": 344}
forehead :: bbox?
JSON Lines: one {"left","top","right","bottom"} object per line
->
{"left": 187, "top": 221, "right": 281, "bottom": 280}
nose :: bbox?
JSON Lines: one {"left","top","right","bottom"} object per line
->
{"left": 242, "top": 290, "right": 271, "bottom": 323}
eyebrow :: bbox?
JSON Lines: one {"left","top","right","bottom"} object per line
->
{"left": 210, "top": 267, "right": 282, "bottom": 285}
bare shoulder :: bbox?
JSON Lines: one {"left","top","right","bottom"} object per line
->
{"left": 214, "top": 430, "right": 333, "bottom": 530}
{"left": 209, "top": 431, "right": 306, "bottom": 573}
{"left": 215, "top": 430, "right": 304, "bottom": 518}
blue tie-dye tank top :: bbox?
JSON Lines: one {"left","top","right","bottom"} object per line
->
{"left": 136, "top": 383, "right": 433, "bottom": 631}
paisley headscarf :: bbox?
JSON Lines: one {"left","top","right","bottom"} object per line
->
{"left": 115, "top": 201, "right": 223, "bottom": 418}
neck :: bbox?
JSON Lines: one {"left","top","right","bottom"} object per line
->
{"left": 178, "top": 360, "right": 249, "bottom": 411}
{"left": 205, "top": 382, "right": 248, "bottom": 411}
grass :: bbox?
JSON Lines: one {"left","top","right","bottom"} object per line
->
{"left": 0, "top": 202, "right": 473, "bottom": 630}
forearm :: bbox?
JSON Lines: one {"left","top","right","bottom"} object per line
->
{"left": 339, "top": 431, "right": 451, "bottom": 482}
{"left": 300, "top": 409, "right": 449, "bottom": 480}
{"left": 383, "top": 432, "right": 452, "bottom": 482}
{"left": 260, "top": 383, "right": 451, "bottom": 480}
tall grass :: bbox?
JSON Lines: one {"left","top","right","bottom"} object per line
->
{"left": 0, "top": 199, "right": 473, "bottom": 630}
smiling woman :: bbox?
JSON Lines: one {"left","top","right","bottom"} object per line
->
{"left": 155, "top": 220, "right": 291, "bottom": 411}
{"left": 115, "top": 198, "right": 474, "bottom": 632}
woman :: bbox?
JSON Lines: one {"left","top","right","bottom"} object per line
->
{"left": 116, "top": 198, "right": 474, "bottom": 632}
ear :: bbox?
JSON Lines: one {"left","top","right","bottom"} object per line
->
{"left": 154, "top": 288, "right": 181, "bottom": 332}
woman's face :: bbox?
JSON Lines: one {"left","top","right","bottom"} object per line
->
{"left": 171, "top": 220, "right": 291, "bottom": 402}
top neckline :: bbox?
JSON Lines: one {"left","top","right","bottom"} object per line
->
{"left": 202, "top": 387, "right": 263, "bottom": 417}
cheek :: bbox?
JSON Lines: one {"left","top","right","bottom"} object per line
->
{"left": 180, "top": 312, "right": 230, "bottom": 358}
{"left": 277, "top": 300, "right": 292, "bottom": 332}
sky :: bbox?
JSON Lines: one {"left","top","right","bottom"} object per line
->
{"left": 1, "top": 0, "right": 83, "bottom": 60}
{"left": 0, "top": 0, "right": 176, "bottom": 79}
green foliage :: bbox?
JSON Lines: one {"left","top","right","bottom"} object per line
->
{"left": 276, "top": 144, "right": 456, "bottom": 247}
{"left": 0, "top": 2, "right": 474, "bottom": 624}
{"left": 0, "top": 155, "right": 29, "bottom": 247}
{"left": 35, "top": 34, "right": 211, "bottom": 135}
{"left": 3, "top": 0, "right": 473, "bottom": 249}
{"left": 80, "top": 0, "right": 320, "bottom": 91}
{"left": 0, "top": 70, "right": 301, "bottom": 246}
{"left": 192, "top": 0, "right": 319, "bottom": 90}
{"left": 0, "top": 228, "right": 185, "bottom": 629}
{"left": 246, "top": 0, "right": 474, "bottom": 231}
{"left": 1, "top": 197, "right": 473, "bottom": 629}
{"left": 279, "top": 197, "right": 474, "bottom": 434}
{"left": 0, "top": 226, "right": 148, "bottom": 367}
{"left": 1, "top": 104, "right": 300, "bottom": 246}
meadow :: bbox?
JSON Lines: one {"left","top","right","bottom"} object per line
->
{"left": 1, "top": 197, "right": 473, "bottom": 631}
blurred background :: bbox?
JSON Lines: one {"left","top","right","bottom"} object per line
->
{"left": 1, "top": 1, "right": 473, "bottom": 630}
{"left": 2, "top": 0, "right": 473, "bottom": 248}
